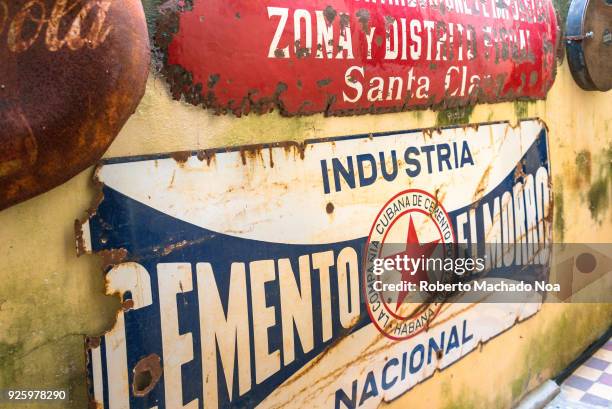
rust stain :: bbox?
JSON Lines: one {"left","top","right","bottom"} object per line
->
{"left": 75, "top": 218, "right": 89, "bottom": 256}
{"left": 88, "top": 399, "right": 103, "bottom": 409}
{"left": 171, "top": 150, "right": 191, "bottom": 163}
{"left": 514, "top": 159, "right": 527, "bottom": 181}
{"left": 132, "top": 353, "right": 163, "bottom": 397}
{"left": 85, "top": 336, "right": 104, "bottom": 409}
{"left": 160, "top": 239, "right": 189, "bottom": 256}
{"left": 145, "top": 236, "right": 217, "bottom": 258}
{"left": 86, "top": 336, "right": 101, "bottom": 349}
{"left": 236, "top": 141, "right": 307, "bottom": 162}
{"left": 268, "top": 147, "right": 275, "bottom": 168}
{"left": 429, "top": 187, "right": 447, "bottom": 218}
{"left": 75, "top": 171, "right": 106, "bottom": 256}
{"left": 472, "top": 164, "right": 492, "bottom": 204}
{"left": 99, "top": 248, "right": 128, "bottom": 267}
{"left": 122, "top": 299, "right": 135, "bottom": 311}
{"left": 0, "top": 108, "right": 37, "bottom": 178}
{"left": 196, "top": 149, "right": 216, "bottom": 165}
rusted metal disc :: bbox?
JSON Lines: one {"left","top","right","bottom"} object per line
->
{"left": 566, "top": 0, "right": 612, "bottom": 91}
{"left": 582, "top": 0, "right": 612, "bottom": 90}
{"left": 0, "top": 0, "right": 150, "bottom": 210}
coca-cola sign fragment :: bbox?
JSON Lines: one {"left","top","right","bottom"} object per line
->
{"left": 0, "top": 0, "right": 150, "bottom": 210}
{"left": 157, "top": 0, "right": 558, "bottom": 116}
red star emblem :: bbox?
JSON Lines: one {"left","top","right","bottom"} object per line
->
{"left": 383, "top": 216, "right": 440, "bottom": 312}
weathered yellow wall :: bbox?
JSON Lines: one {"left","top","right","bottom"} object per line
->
{"left": 0, "top": 55, "right": 611, "bottom": 408}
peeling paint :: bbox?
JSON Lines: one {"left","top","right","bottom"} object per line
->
{"left": 132, "top": 354, "right": 162, "bottom": 397}
{"left": 153, "top": 0, "right": 559, "bottom": 117}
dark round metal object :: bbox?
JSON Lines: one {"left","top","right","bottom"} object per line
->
{"left": 566, "top": 0, "right": 612, "bottom": 91}
{"left": 0, "top": 0, "right": 150, "bottom": 210}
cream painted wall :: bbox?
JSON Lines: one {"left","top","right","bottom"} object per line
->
{"left": 0, "top": 57, "right": 610, "bottom": 408}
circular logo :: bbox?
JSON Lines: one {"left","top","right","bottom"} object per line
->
{"left": 363, "top": 189, "right": 455, "bottom": 340}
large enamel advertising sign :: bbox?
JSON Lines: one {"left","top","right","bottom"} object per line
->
{"left": 157, "top": 0, "right": 558, "bottom": 115}
{"left": 80, "top": 119, "right": 551, "bottom": 408}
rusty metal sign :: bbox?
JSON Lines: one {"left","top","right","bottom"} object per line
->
{"left": 0, "top": 0, "right": 150, "bottom": 210}
{"left": 79, "top": 119, "right": 552, "bottom": 408}
{"left": 156, "top": 0, "right": 559, "bottom": 116}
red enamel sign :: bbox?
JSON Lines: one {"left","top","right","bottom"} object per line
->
{"left": 159, "top": 0, "right": 558, "bottom": 116}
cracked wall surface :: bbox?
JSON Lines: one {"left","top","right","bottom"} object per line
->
{"left": 0, "top": 41, "right": 611, "bottom": 409}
